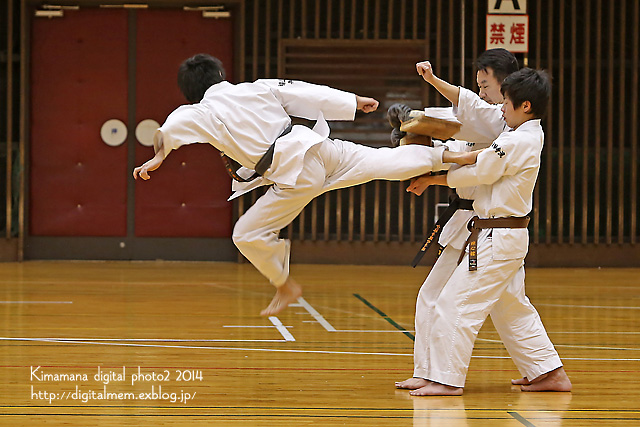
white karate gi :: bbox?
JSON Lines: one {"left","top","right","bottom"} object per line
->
{"left": 153, "top": 79, "right": 445, "bottom": 286}
{"left": 413, "top": 88, "right": 562, "bottom": 387}
{"left": 426, "top": 93, "right": 508, "bottom": 251}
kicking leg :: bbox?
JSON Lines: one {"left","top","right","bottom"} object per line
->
{"left": 321, "top": 139, "right": 445, "bottom": 192}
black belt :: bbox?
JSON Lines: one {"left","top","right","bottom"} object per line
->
{"left": 459, "top": 216, "right": 530, "bottom": 271}
{"left": 221, "top": 123, "right": 292, "bottom": 182}
{"left": 411, "top": 195, "right": 474, "bottom": 267}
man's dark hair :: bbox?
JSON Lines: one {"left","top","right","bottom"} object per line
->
{"left": 177, "top": 54, "right": 226, "bottom": 103}
{"left": 500, "top": 68, "right": 552, "bottom": 119}
{"left": 475, "top": 48, "right": 519, "bottom": 83}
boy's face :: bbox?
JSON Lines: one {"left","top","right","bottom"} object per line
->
{"left": 501, "top": 95, "right": 531, "bottom": 130}
{"left": 476, "top": 68, "right": 503, "bottom": 104}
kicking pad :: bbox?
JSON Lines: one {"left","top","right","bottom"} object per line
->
{"left": 399, "top": 111, "right": 462, "bottom": 145}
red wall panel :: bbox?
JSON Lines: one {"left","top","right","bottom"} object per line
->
{"left": 134, "top": 10, "right": 234, "bottom": 237}
{"left": 30, "top": 9, "right": 128, "bottom": 236}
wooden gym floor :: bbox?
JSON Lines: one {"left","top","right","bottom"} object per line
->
{"left": 0, "top": 261, "right": 639, "bottom": 426}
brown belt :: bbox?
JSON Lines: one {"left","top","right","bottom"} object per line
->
{"left": 459, "top": 216, "right": 530, "bottom": 271}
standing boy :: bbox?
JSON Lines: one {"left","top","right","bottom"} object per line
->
{"left": 397, "top": 50, "right": 567, "bottom": 392}
{"left": 401, "top": 64, "right": 571, "bottom": 395}
{"left": 133, "top": 54, "right": 449, "bottom": 316}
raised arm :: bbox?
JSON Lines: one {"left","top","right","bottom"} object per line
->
{"left": 416, "top": 60, "right": 460, "bottom": 107}
{"left": 261, "top": 79, "right": 359, "bottom": 121}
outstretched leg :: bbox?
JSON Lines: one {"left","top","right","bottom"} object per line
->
{"left": 320, "top": 139, "right": 445, "bottom": 193}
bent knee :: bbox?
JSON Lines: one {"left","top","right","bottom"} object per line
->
{"left": 231, "top": 230, "right": 245, "bottom": 248}
{"left": 232, "top": 216, "right": 270, "bottom": 250}
{"left": 232, "top": 217, "right": 253, "bottom": 248}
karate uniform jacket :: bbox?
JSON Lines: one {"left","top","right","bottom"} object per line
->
{"left": 153, "top": 79, "right": 357, "bottom": 200}
{"left": 447, "top": 118, "right": 544, "bottom": 260}
{"left": 433, "top": 88, "right": 510, "bottom": 250}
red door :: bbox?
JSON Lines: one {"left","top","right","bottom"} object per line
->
{"left": 134, "top": 10, "right": 233, "bottom": 237}
{"left": 30, "top": 9, "right": 129, "bottom": 236}
{"left": 29, "top": 7, "right": 234, "bottom": 258}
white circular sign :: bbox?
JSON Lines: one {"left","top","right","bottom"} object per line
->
{"left": 136, "top": 119, "right": 160, "bottom": 147}
{"left": 100, "top": 119, "right": 127, "bottom": 147}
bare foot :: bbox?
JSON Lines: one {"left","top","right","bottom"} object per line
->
{"left": 395, "top": 378, "right": 431, "bottom": 390}
{"left": 260, "top": 277, "right": 302, "bottom": 316}
{"left": 521, "top": 367, "right": 572, "bottom": 392}
{"left": 511, "top": 377, "right": 531, "bottom": 385}
{"left": 409, "top": 382, "right": 463, "bottom": 396}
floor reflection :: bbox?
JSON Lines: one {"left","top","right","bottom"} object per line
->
{"left": 410, "top": 393, "right": 468, "bottom": 427}
{"left": 512, "top": 390, "right": 572, "bottom": 426}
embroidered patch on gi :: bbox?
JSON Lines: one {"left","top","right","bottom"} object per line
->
{"left": 466, "top": 142, "right": 475, "bottom": 147}
{"left": 491, "top": 141, "right": 506, "bottom": 158}
{"left": 278, "top": 79, "right": 294, "bottom": 86}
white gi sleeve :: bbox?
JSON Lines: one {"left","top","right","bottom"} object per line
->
{"left": 153, "top": 105, "right": 206, "bottom": 158}
{"left": 432, "top": 139, "right": 474, "bottom": 172}
{"left": 439, "top": 138, "right": 476, "bottom": 152}
{"left": 446, "top": 133, "right": 530, "bottom": 188}
{"left": 257, "top": 79, "right": 357, "bottom": 121}
{"left": 153, "top": 103, "right": 231, "bottom": 159}
{"left": 453, "top": 87, "right": 507, "bottom": 143}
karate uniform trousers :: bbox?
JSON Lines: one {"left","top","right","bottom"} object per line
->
{"left": 233, "top": 139, "right": 445, "bottom": 286}
{"left": 413, "top": 239, "right": 562, "bottom": 387}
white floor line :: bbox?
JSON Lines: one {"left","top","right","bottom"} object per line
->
{"left": 480, "top": 330, "right": 640, "bottom": 335}
{"left": 223, "top": 325, "right": 291, "bottom": 329}
{"left": 334, "top": 330, "right": 417, "bottom": 333}
{"left": 295, "top": 297, "right": 414, "bottom": 334}
{"left": 2, "top": 337, "right": 640, "bottom": 361}
{"left": 0, "top": 301, "right": 73, "bottom": 304}
{"left": 538, "top": 303, "right": 640, "bottom": 310}
{"left": 28, "top": 335, "right": 640, "bottom": 351}
{"left": 268, "top": 317, "right": 295, "bottom": 342}
{"left": 548, "top": 331, "right": 640, "bottom": 334}
{"left": 476, "top": 337, "right": 640, "bottom": 352}
{"left": 0, "top": 337, "right": 406, "bottom": 355}
{"left": 0, "top": 337, "right": 287, "bottom": 343}
{"left": 295, "top": 297, "right": 336, "bottom": 332}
